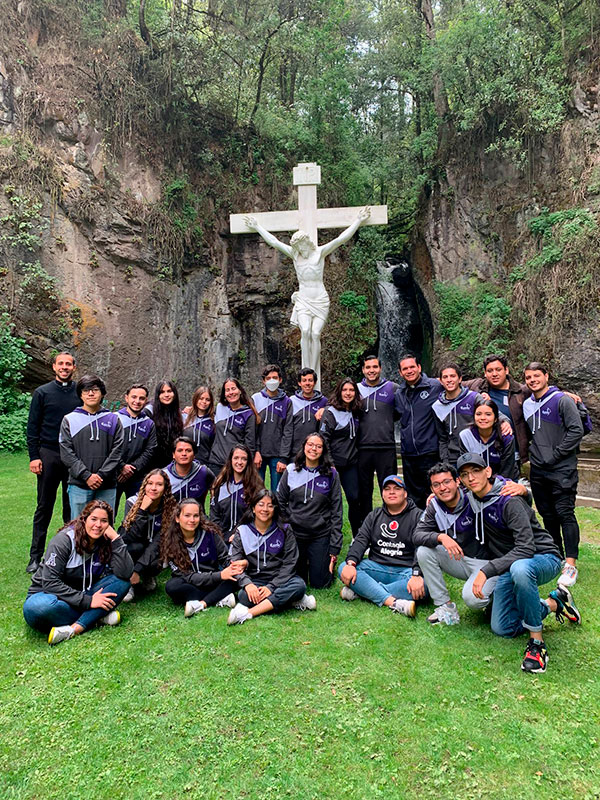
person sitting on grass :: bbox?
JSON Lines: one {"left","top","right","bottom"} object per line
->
{"left": 119, "top": 469, "right": 178, "bottom": 603}
{"left": 457, "top": 453, "right": 582, "bottom": 674}
{"left": 338, "top": 475, "right": 427, "bottom": 618}
{"left": 23, "top": 500, "right": 133, "bottom": 646}
{"left": 227, "top": 490, "right": 313, "bottom": 625}
{"left": 160, "top": 499, "right": 244, "bottom": 618}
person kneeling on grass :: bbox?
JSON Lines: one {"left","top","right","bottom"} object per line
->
{"left": 160, "top": 499, "right": 243, "bottom": 617}
{"left": 23, "top": 500, "right": 133, "bottom": 646}
{"left": 458, "top": 453, "right": 582, "bottom": 674}
{"left": 119, "top": 469, "right": 178, "bottom": 603}
{"left": 338, "top": 475, "right": 427, "bottom": 618}
{"left": 227, "top": 490, "right": 313, "bottom": 625}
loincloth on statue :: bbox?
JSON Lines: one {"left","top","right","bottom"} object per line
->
{"left": 290, "top": 290, "right": 330, "bottom": 328}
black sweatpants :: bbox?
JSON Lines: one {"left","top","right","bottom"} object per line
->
{"left": 165, "top": 576, "right": 238, "bottom": 606}
{"left": 30, "top": 447, "right": 71, "bottom": 562}
{"left": 296, "top": 536, "right": 334, "bottom": 589}
{"left": 530, "top": 467, "right": 580, "bottom": 559}
{"left": 357, "top": 447, "right": 398, "bottom": 525}
{"left": 401, "top": 451, "right": 439, "bottom": 510}
{"left": 337, "top": 463, "right": 361, "bottom": 537}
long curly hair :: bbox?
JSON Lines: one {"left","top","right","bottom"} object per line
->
{"left": 159, "top": 499, "right": 223, "bottom": 572}
{"left": 185, "top": 385, "right": 215, "bottom": 425}
{"left": 211, "top": 445, "right": 264, "bottom": 505}
{"left": 152, "top": 380, "right": 184, "bottom": 457}
{"left": 329, "top": 376, "right": 364, "bottom": 414}
{"left": 122, "top": 469, "right": 177, "bottom": 533}
{"left": 293, "top": 432, "right": 333, "bottom": 476}
{"left": 219, "top": 377, "right": 261, "bottom": 424}
{"left": 72, "top": 500, "right": 114, "bottom": 565}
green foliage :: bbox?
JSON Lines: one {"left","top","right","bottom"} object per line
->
{"left": 18, "top": 260, "right": 60, "bottom": 307}
{"left": 0, "top": 313, "right": 30, "bottom": 451}
{"left": 435, "top": 280, "right": 511, "bottom": 374}
{"left": 0, "top": 189, "right": 45, "bottom": 251}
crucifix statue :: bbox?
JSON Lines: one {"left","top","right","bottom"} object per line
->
{"left": 230, "top": 162, "right": 388, "bottom": 386}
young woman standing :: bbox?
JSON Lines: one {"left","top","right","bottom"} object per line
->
{"left": 147, "top": 380, "right": 184, "bottom": 468}
{"left": 183, "top": 386, "right": 216, "bottom": 466}
{"left": 208, "top": 378, "right": 259, "bottom": 475}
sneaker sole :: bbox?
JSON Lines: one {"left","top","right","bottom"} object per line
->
{"left": 521, "top": 662, "right": 548, "bottom": 673}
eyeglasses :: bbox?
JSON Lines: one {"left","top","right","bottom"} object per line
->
{"left": 431, "top": 478, "right": 455, "bottom": 489}
{"left": 81, "top": 388, "right": 101, "bottom": 395}
{"left": 459, "top": 468, "right": 485, "bottom": 479}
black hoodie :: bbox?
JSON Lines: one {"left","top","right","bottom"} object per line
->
{"left": 345, "top": 500, "right": 423, "bottom": 573}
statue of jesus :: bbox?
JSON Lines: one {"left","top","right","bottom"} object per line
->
{"left": 244, "top": 206, "right": 371, "bottom": 384}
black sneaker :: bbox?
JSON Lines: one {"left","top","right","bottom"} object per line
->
{"left": 548, "top": 586, "right": 581, "bottom": 625}
{"left": 521, "top": 639, "right": 548, "bottom": 673}
{"left": 26, "top": 560, "right": 39, "bottom": 574}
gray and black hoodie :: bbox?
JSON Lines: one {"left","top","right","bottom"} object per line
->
{"left": 345, "top": 500, "right": 423, "bottom": 573}
{"left": 183, "top": 413, "right": 215, "bottom": 466}
{"left": 433, "top": 388, "right": 485, "bottom": 464}
{"left": 289, "top": 390, "right": 328, "bottom": 458}
{"left": 277, "top": 463, "right": 344, "bottom": 555}
{"left": 466, "top": 476, "right": 560, "bottom": 578}
{"left": 168, "top": 527, "right": 230, "bottom": 588}
{"left": 27, "top": 526, "right": 133, "bottom": 608}
{"left": 59, "top": 406, "right": 124, "bottom": 488}
{"left": 523, "top": 385, "right": 584, "bottom": 477}
{"left": 357, "top": 379, "right": 398, "bottom": 449}
{"left": 210, "top": 403, "right": 257, "bottom": 468}
{"left": 319, "top": 406, "right": 360, "bottom": 467}
{"left": 252, "top": 389, "right": 294, "bottom": 461}
{"left": 116, "top": 407, "right": 157, "bottom": 476}
{"left": 164, "top": 460, "right": 215, "bottom": 504}
{"left": 230, "top": 522, "right": 299, "bottom": 590}
{"left": 209, "top": 480, "right": 248, "bottom": 540}
{"left": 412, "top": 487, "right": 487, "bottom": 559}
{"left": 118, "top": 494, "right": 166, "bottom": 574}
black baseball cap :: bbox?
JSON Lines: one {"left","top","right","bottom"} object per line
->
{"left": 456, "top": 453, "right": 487, "bottom": 471}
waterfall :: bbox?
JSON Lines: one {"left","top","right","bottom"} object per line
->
{"left": 375, "top": 259, "right": 415, "bottom": 380}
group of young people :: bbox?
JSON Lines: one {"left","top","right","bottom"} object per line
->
{"left": 23, "top": 350, "right": 589, "bottom": 673}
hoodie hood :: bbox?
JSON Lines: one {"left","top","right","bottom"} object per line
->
{"left": 467, "top": 476, "right": 508, "bottom": 545}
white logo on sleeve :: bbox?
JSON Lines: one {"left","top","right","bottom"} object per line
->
{"left": 47, "top": 552, "right": 57, "bottom": 566}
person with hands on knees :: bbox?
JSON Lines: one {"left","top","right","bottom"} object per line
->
{"left": 23, "top": 500, "right": 133, "bottom": 645}
{"left": 160, "top": 499, "right": 244, "bottom": 617}
{"left": 119, "top": 468, "right": 178, "bottom": 602}
{"left": 338, "top": 475, "right": 427, "bottom": 618}
{"left": 227, "top": 490, "right": 311, "bottom": 625}
{"left": 277, "top": 433, "right": 343, "bottom": 589}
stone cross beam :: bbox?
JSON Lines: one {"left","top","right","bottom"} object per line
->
{"left": 229, "top": 162, "right": 387, "bottom": 246}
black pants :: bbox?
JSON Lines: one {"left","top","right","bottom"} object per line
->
{"left": 357, "top": 447, "right": 398, "bottom": 525}
{"left": 401, "top": 451, "right": 440, "bottom": 510}
{"left": 530, "top": 468, "right": 580, "bottom": 559}
{"left": 165, "top": 576, "right": 238, "bottom": 606}
{"left": 30, "top": 447, "right": 71, "bottom": 562}
{"left": 122, "top": 539, "right": 161, "bottom": 580}
{"left": 296, "top": 536, "right": 334, "bottom": 589}
{"left": 337, "top": 463, "right": 361, "bottom": 536}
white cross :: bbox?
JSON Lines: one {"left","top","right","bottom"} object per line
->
{"left": 229, "top": 162, "right": 387, "bottom": 244}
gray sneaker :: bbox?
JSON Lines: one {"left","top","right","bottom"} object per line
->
{"left": 340, "top": 586, "right": 357, "bottom": 601}
{"left": 216, "top": 593, "right": 236, "bottom": 609}
{"left": 184, "top": 600, "right": 206, "bottom": 618}
{"left": 390, "top": 598, "right": 416, "bottom": 617}
{"left": 428, "top": 602, "right": 460, "bottom": 625}
{"left": 293, "top": 594, "right": 317, "bottom": 611}
{"left": 122, "top": 588, "right": 135, "bottom": 603}
{"left": 48, "top": 625, "right": 75, "bottom": 645}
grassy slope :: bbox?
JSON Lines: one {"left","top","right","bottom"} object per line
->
{"left": 1, "top": 452, "right": 599, "bottom": 800}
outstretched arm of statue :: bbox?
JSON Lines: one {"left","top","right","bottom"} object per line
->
{"left": 244, "top": 215, "right": 293, "bottom": 258}
{"left": 320, "top": 206, "right": 370, "bottom": 257}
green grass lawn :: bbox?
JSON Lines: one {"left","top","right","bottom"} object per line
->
{"left": 1, "top": 451, "right": 599, "bottom": 800}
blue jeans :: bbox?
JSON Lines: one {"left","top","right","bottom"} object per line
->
{"left": 338, "top": 559, "right": 426, "bottom": 607}
{"left": 23, "top": 573, "right": 131, "bottom": 633}
{"left": 490, "top": 553, "right": 561, "bottom": 637}
{"left": 259, "top": 458, "right": 282, "bottom": 492}
{"left": 67, "top": 485, "right": 117, "bottom": 518}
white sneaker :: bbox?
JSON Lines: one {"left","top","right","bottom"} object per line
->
{"left": 340, "top": 586, "right": 357, "bottom": 601}
{"left": 143, "top": 576, "right": 157, "bottom": 592}
{"left": 293, "top": 593, "right": 317, "bottom": 611}
{"left": 99, "top": 610, "right": 121, "bottom": 626}
{"left": 216, "top": 593, "right": 236, "bottom": 609}
{"left": 390, "top": 598, "right": 416, "bottom": 618}
{"left": 122, "top": 588, "right": 135, "bottom": 603}
{"left": 184, "top": 600, "right": 206, "bottom": 617}
{"left": 428, "top": 601, "right": 459, "bottom": 625}
{"left": 557, "top": 563, "right": 578, "bottom": 588}
{"left": 48, "top": 625, "right": 75, "bottom": 645}
{"left": 227, "top": 603, "right": 252, "bottom": 625}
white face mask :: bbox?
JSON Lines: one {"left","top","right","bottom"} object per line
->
{"left": 265, "top": 378, "right": 280, "bottom": 392}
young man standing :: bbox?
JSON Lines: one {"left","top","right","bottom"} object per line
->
{"left": 523, "top": 363, "right": 585, "bottom": 587}
{"left": 59, "top": 375, "right": 124, "bottom": 518}
{"left": 394, "top": 353, "right": 441, "bottom": 508}
{"left": 26, "top": 352, "right": 79, "bottom": 573}
{"left": 458, "top": 453, "right": 581, "bottom": 674}
{"left": 338, "top": 475, "right": 426, "bottom": 617}
{"left": 165, "top": 436, "right": 215, "bottom": 506}
{"left": 289, "top": 368, "right": 328, "bottom": 458}
{"left": 356, "top": 355, "right": 399, "bottom": 523}
{"left": 115, "top": 383, "right": 157, "bottom": 515}
{"left": 433, "top": 363, "right": 484, "bottom": 465}
{"left": 252, "top": 364, "right": 293, "bottom": 491}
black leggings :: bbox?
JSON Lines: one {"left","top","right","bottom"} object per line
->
{"left": 336, "top": 463, "right": 361, "bottom": 537}
{"left": 296, "top": 536, "right": 334, "bottom": 589}
{"left": 164, "top": 577, "right": 238, "bottom": 606}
